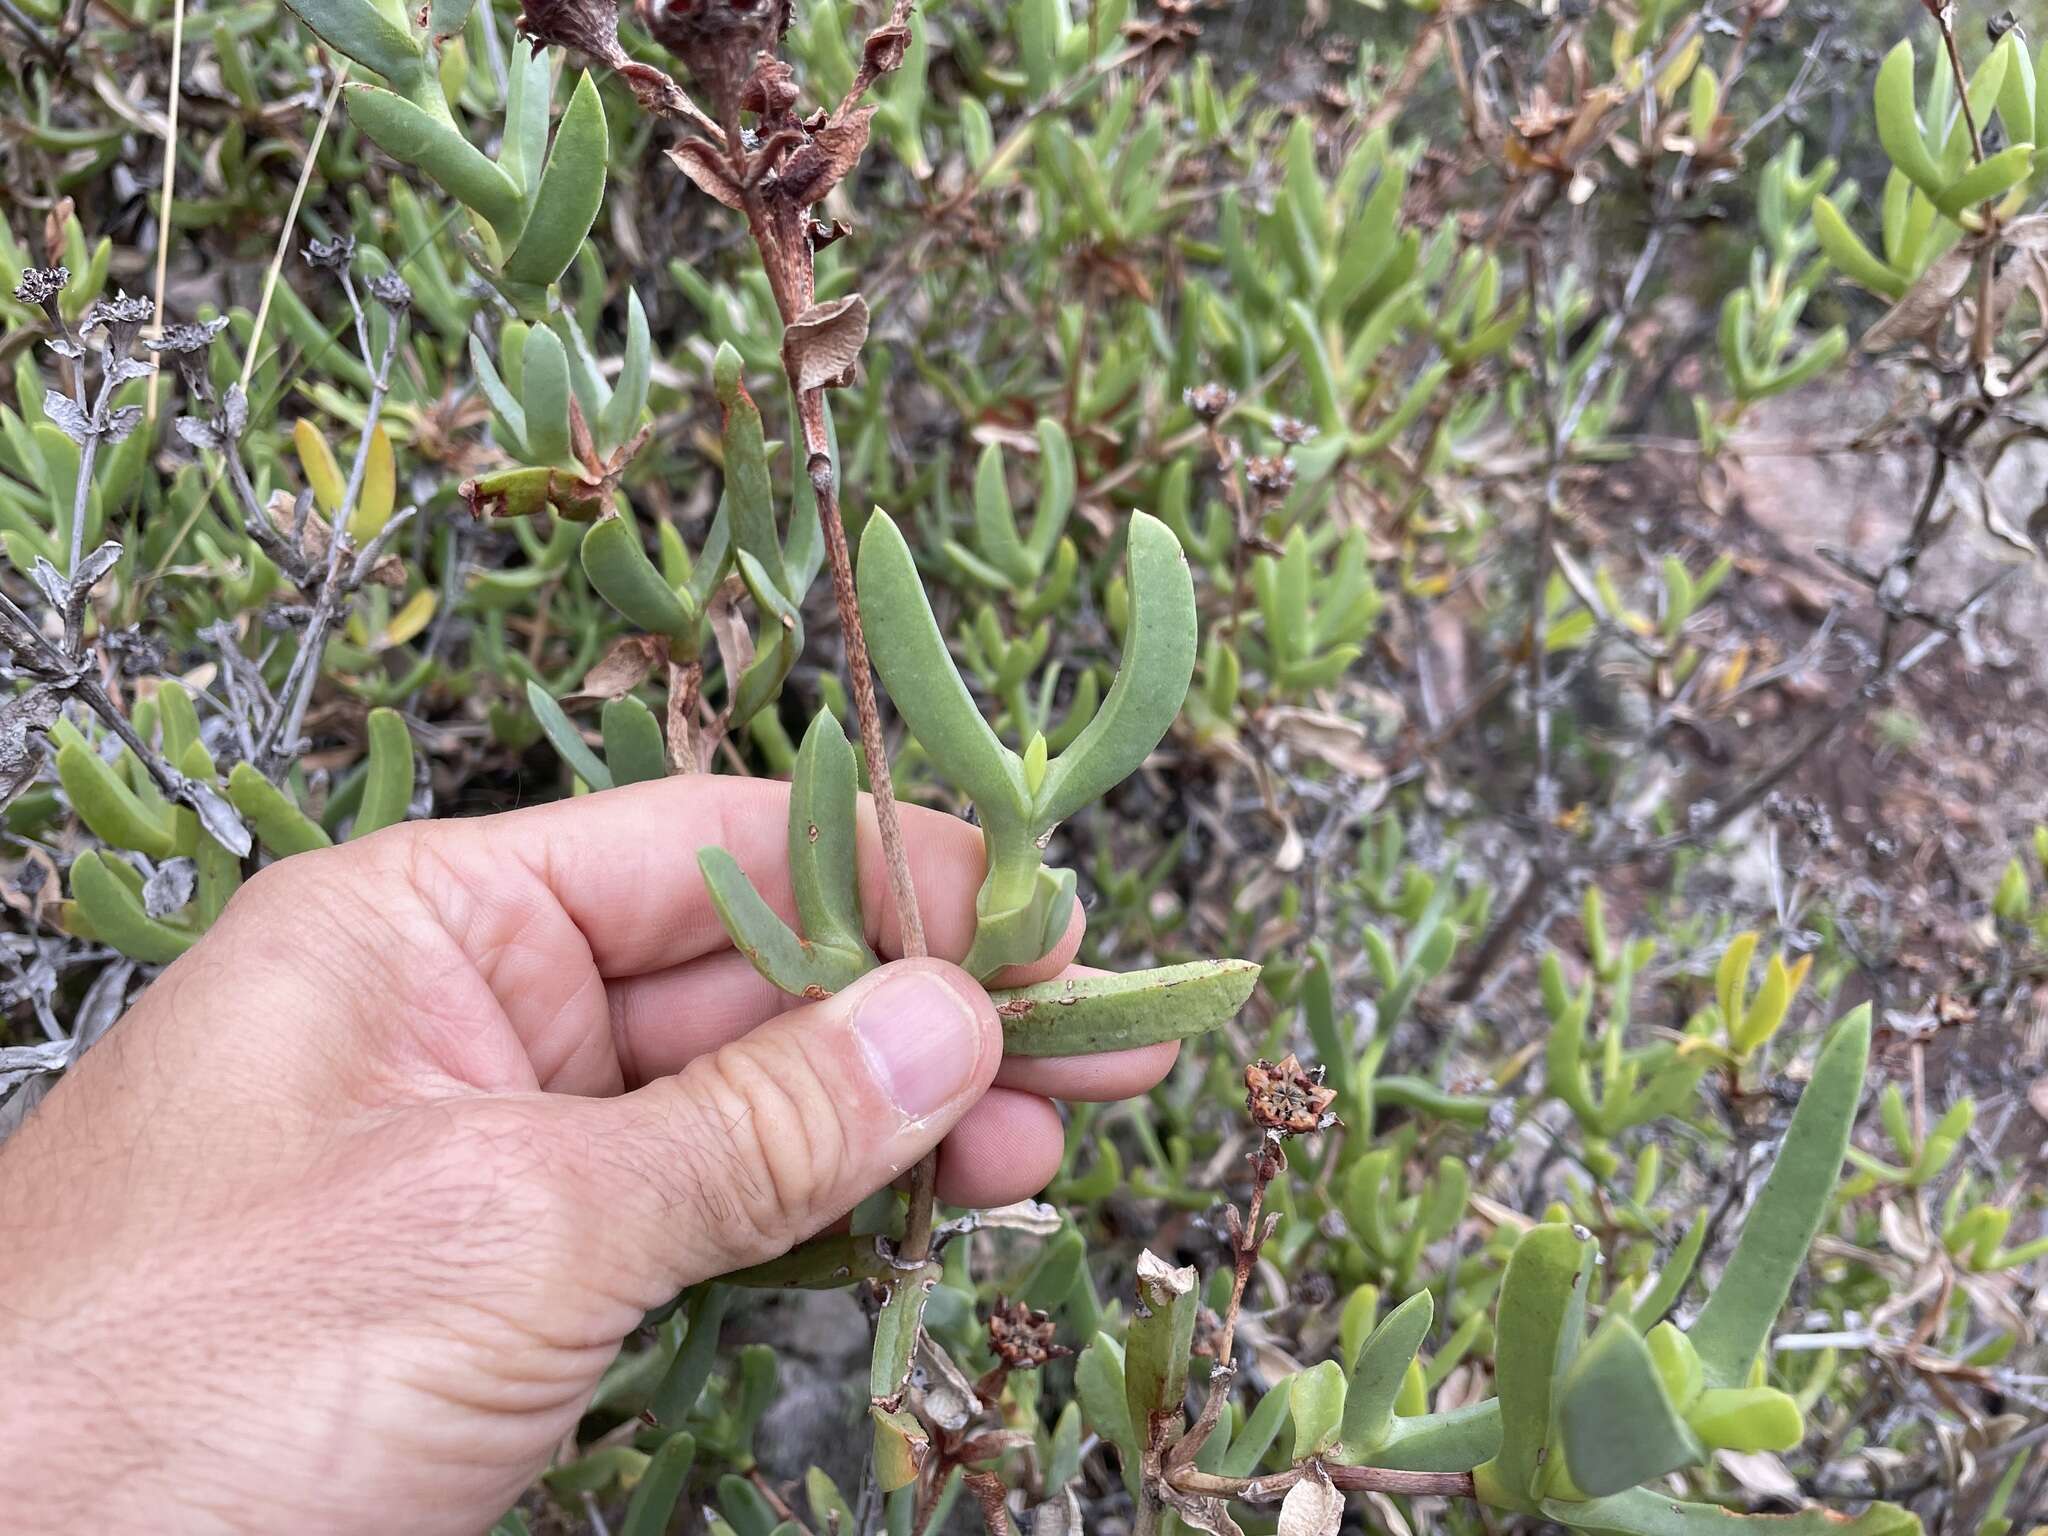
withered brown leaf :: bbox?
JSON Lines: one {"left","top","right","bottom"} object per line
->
{"left": 577, "top": 633, "right": 668, "bottom": 699}
{"left": 782, "top": 292, "right": 871, "bottom": 390}
{"left": 779, "top": 105, "right": 875, "bottom": 209}
{"left": 669, "top": 139, "right": 746, "bottom": 210}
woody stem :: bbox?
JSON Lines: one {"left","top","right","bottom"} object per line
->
{"left": 796, "top": 391, "right": 928, "bottom": 966}
{"left": 1167, "top": 1464, "right": 1476, "bottom": 1502}
{"left": 735, "top": 156, "right": 936, "bottom": 1264}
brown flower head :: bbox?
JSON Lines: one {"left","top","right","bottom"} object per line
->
{"left": 1244, "top": 454, "right": 1295, "bottom": 498}
{"left": 1244, "top": 1053, "right": 1338, "bottom": 1136}
{"left": 303, "top": 235, "right": 356, "bottom": 273}
{"left": 1273, "top": 416, "right": 1319, "bottom": 447}
{"left": 14, "top": 266, "right": 68, "bottom": 314}
{"left": 637, "top": 0, "right": 790, "bottom": 116}
{"left": 81, "top": 292, "right": 155, "bottom": 356}
{"left": 986, "top": 1297, "right": 1069, "bottom": 1372}
{"left": 145, "top": 315, "right": 231, "bottom": 398}
{"left": 367, "top": 273, "right": 413, "bottom": 313}
{"left": 515, "top": 0, "right": 629, "bottom": 67}
{"left": 1184, "top": 381, "right": 1235, "bottom": 422}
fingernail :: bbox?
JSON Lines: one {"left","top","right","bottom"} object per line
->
{"left": 853, "top": 967, "right": 986, "bottom": 1121}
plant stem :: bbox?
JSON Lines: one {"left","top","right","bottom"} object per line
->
{"left": 258, "top": 275, "right": 400, "bottom": 773}
{"left": 962, "top": 1469, "right": 1015, "bottom": 1536}
{"left": 1167, "top": 1463, "right": 1475, "bottom": 1502}
{"left": 799, "top": 403, "right": 928, "bottom": 965}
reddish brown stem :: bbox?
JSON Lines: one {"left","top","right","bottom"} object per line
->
{"left": 962, "top": 1469, "right": 1017, "bottom": 1535}
{"left": 801, "top": 410, "right": 928, "bottom": 964}
{"left": 1168, "top": 1462, "right": 1476, "bottom": 1502}
{"left": 1170, "top": 1136, "right": 1280, "bottom": 1473}
{"left": 666, "top": 657, "right": 706, "bottom": 773}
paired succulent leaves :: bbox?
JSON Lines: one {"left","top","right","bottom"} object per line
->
{"left": 282, "top": 0, "right": 608, "bottom": 312}
{"left": 697, "top": 505, "right": 1258, "bottom": 1052}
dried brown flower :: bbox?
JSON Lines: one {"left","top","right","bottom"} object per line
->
{"left": 303, "top": 235, "right": 357, "bottom": 272}
{"left": 1273, "top": 416, "right": 1319, "bottom": 446}
{"left": 81, "top": 293, "right": 154, "bottom": 355}
{"left": 516, "top": 0, "right": 630, "bottom": 67}
{"left": 637, "top": 0, "right": 790, "bottom": 116}
{"left": 986, "top": 1297, "right": 1069, "bottom": 1372}
{"left": 146, "top": 316, "right": 231, "bottom": 398}
{"left": 1244, "top": 1053, "right": 1338, "bottom": 1136}
{"left": 1244, "top": 454, "right": 1296, "bottom": 497}
{"left": 367, "top": 273, "right": 413, "bottom": 312}
{"left": 14, "top": 267, "right": 68, "bottom": 311}
{"left": 1184, "top": 381, "right": 1235, "bottom": 422}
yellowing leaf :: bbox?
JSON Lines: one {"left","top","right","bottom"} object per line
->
{"left": 1715, "top": 932, "right": 1757, "bottom": 1029}
{"left": 1716, "top": 645, "right": 1750, "bottom": 696}
{"left": 350, "top": 423, "right": 396, "bottom": 542}
{"left": 381, "top": 587, "right": 437, "bottom": 649}
{"left": 294, "top": 418, "right": 344, "bottom": 514}
{"left": 1655, "top": 34, "right": 1704, "bottom": 104}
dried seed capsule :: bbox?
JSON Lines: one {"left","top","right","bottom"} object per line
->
{"left": 986, "top": 1297, "right": 1068, "bottom": 1371}
{"left": 1244, "top": 1052, "right": 1338, "bottom": 1136}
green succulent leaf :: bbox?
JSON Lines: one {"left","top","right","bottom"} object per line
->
{"left": 225, "top": 763, "right": 334, "bottom": 856}
{"left": 1629, "top": 1209, "right": 1707, "bottom": 1330}
{"left": 1475, "top": 1222, "right": 1596, "bottom": 1510}
{"left": 1873, "top": 41, "right": 1945, "bottom": 200}
{"left": 1687, "top": 1008, "right": 1870, "bottom": 1388}
{"left": 1290, "top": 1359, "right": 1348, "bottom": 1460}
{"left": 526, "top": 679, "right": 614, "bottom": 791}
{"left": 871, "top": 1406, "right": 929, "bottom": 1494}
{"left": 1218, "top": 1380, "right": 1296, "bottom": 1478}
{"left": 517, "top": 325, "right": 574, "bottom": 468}
{"left": 971, "top": 440, "right": 1036, "bottom": 587}
{"left": 57, "top": 740, "right": 176, "bottom": 858}
{"left": 1361, "top": 1401, "right": 1502, "bottom": 1472}
{"left": 1033, "top": 512, "right": 1197, "bottom": 827}
{"left": 1685, "top": 1386, "right": 1804, "bottom": 1453}
{"left": 714, "top": 345, "right": 787, "bottom": 597}
{"left": 858, "top": 508, "right": 1024, "bottom": 812}
{"left": 1541, "top": 1488, "right": 1919, "bottom": 1536}
{"left": 728, "top": 550, "right": 802, "bottom": 728}
{"left": 600, "top": 290, "right": 653, "bottom": 451}
{"left": 601, "top": 696, "right": 668, "bottom": 786}
{"left": 1337, "top": 1289, "right": 1434, "bottom": 1459}
{"left": 1076, "top": 1333, "right": 1139, "bottom": 1477}
{"left": 504, "top": 72, "right": 608, "bottom": 289}
{"left": 1123, "top": 1251, "right": 1199, "bottom": 1450}
{"left": 698, "top": 847, "right": 872, "bottom": 998}
{"left": 650, "top": 1285, "right": 729, "bottom": 1425}
{"left": 987, "top": 959, "right": 1260, "bottom": 1056}
{"left": 351, "top": 707, "right": 414, "bottom": 836}
{"left": 619, "top": 1433, "right": 696, "bottom": 1536}
{"left": 869, "top": 1263, "right": 940, "bottom": 1406}
{"left": 341, "top": 86, "right": 525, "bottom": 235}
{"left": 279, "top": 0, "right": 425, "bottom": 90}
{"left": 725, "top": 1234, "right": 895, "bottom": 1290}
{"left": 582, "top": 516, "right": 695, "bottom": 640}
{"left": 786, "top": 711, "right": 875, "bottom": 967}
{"left": 498, "top": 41, "right": 552, "bottom": 197}
{"left": 1934, "top": 142, "right": 2034, "bottom": 219}
{"left": 69, "top": 850, "right": 194, "bottom": 964}
{"left": 1559, "top": 1321, "right": 1704, "bottom": 1497}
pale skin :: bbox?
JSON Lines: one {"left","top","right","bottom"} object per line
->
{"left": 0, "top": 777, "right": 1177, "bottom": 1533}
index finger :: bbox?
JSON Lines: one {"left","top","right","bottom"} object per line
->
{"left": 418, "top": 774, "right": 1079, "bottom": 980}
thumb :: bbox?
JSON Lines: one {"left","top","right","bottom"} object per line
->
{"left": 572, "top": 958, "right": 1001, "bottom": 1295}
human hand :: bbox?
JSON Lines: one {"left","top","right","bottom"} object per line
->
{"left": 0, "top": 778, "right": 1176, "bottom": 1534}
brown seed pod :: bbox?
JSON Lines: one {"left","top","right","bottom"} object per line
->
{"left": 1244, "top": 1052, "right": 1338, "bottom": 1136}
